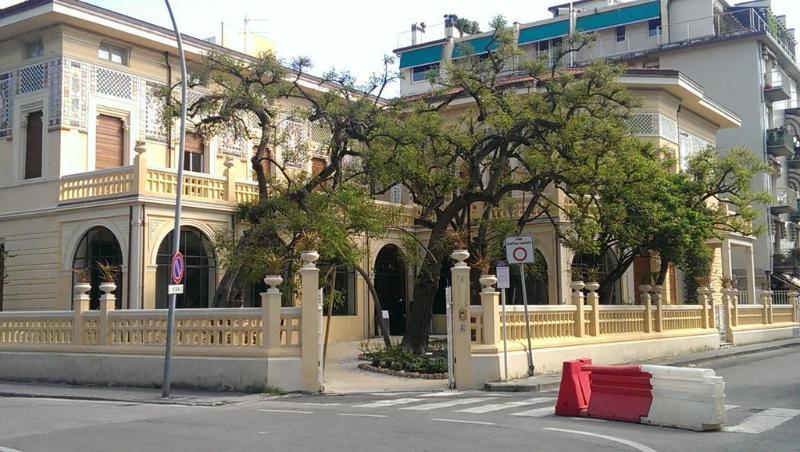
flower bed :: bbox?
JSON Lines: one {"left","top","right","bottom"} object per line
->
{"left": 357, "top": 341, "right": 448, "bottom": 379}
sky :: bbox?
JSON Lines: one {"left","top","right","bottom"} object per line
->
{"left": 2, "top": 0, "right": 799, "bottom": 95}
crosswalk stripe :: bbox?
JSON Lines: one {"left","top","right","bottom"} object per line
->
{"left": 725, "top": 404, "right": 740, "bottom": 411}
{"left": 353, "top": 398, "right": 423, "bottom": 408}
{"left": 400, "top": 397, "right": 496, "bottom": 411}
{"left": 510, "top": 406, "right": 555, "bottom": 418}
{"left": 457, "top": 397, "right": 555, "bottom": 414}
{"left": 418, "top": 391, "right": 462, "bottom": 398}
{"left": 724, "top": 408, "right": 800, "bottom": 434}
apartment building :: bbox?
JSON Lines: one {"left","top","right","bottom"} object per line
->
{"left": 395, "top": 0, "right": 796, "bottom": 305}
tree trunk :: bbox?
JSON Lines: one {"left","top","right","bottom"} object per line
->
{"left": 655, "top": 258, "right": 670, "bottom": 286}
{"left": 403, "top": 250, "right": 444, "bottom": 354}
{"left": 352, "top": 264, "right": 392, "bottom": 348}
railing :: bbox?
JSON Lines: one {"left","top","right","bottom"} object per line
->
{"left": 767, "top": 127, "right": 794, "bottom": 149}
{"left": 661, "top": 305, "right": 705, "bottom": 331}
{"left": 146, "top": 167, "right": 226, "bottom": 202}
{"left": 598, "top": 305, "right": 647, "bottom": 335}
{"left": 0, "top": 311, "right": 75, "bottom": 345}
{"left": 774, "top": 188, "right": 797, "bottom": 209}
{"left": 59, "top": 166, "right": 134, "bottom": 202}
{"left": 235, "top": 182, "right": 260, "bottom": 204}
{"left": 735, "top": 304, "right": 765, "bottom": 326}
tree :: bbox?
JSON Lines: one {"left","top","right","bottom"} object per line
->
{"left": 454, "top": 18, "right": 481, "bottom": 37}
{"left": 162, "top": 50, "right": 401, "bottom": 345}
{"left": 556, "top": 145, "right": 769, "bottom": 304}
{"left": 367, "top": 19, "right": 639, "bottom": 352}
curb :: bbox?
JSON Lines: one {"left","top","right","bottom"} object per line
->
{"left": 0, "top": 391, "right": 237, "bottom": 407}
{"left": 485, "top": 338, "right": 800, "bottom": 393}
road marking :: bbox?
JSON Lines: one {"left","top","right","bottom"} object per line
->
{"left": 510, "top": 406, "right": 555, "bottom": 418}
{"left": 543, "top": 428, "right": 658, "bottom": 452}
{"left": 418, "top": 391, "right": 462, "bottom": 397}
{"left": 258, "top": 432, "right": 269, "bottom": 435}
{"left": 0, "top": 447, "right": 23, "bottom": 452}
{"left": 725, "top": 404, "right": 740, "bottom": 411}
{"left": 724, "top": 408, "right": 800, "bottom": 434}
{"left": 290, "top": 402, "right": 342, "bottom": 406}
{"left": 353, "top": 398, "right": 423, "bottom": 408}
{"left": 258, "top": 409, "right": 312, "bottom": 414}
{"left": 337, "top": 413, "right": 388, "bottom": 418}
{"left": 400, "top": 397, "right": 496, "bottom": 411}
{"left": 432, "top": 418, "right": 496, "bottom": 426}
{"left": 457, "top": 397, "right": 555, "bottom": 414}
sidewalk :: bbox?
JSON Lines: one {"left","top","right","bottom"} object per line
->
{"left": 485, "top": 337, "right": 800, "bottom": 392}
{"left": 0, "top": 381, "right": 265, "bottom": 406}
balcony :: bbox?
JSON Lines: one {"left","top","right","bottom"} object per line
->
{"left": 771, "top": 188, "right": 798, "bottom": 215}
{"left": 767, "top": 127, "right": 795, "bottom": 158}
{"left": 764, "top": 71, "right": 791, "bottom": 103}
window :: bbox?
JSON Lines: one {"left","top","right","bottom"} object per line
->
{"left": 411, "top": 63, "right": 438, "bottom": 82}
{"left": 319, "top": 261, "right": 357, "bottom": 316}
{"left": 616, "top": 26, "right": 626, "bottom": 42}
{"left": 156, "top": 227, "right": 216, "bottom": 309}
{"left": 72, "top": 227, "right": 123, "bottom": 309}
{"left": 183, "top": 133, "right": 205, "bottom": 172}
{"left": 95, "top": 114, "right": 125, "bottom": 169}
{"left": 25, "top": 39, "right": 43, "bottom": 59}
{"left": 24, "top": 110, "right": 43, "bottom": 179}
{"left": 98, "top": 43, "right": 128, "bottom": 65}
{"left": 648, "top": 19, "right": 661, "bottom": 38}
{"left": 390, "top": 184, "right": 403, "bottom": 204}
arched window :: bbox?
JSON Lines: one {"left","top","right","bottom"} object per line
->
{"left": 571, "top": 251, "right": 623, "bottom": 304}
{"left": 72, "top": 226, "right": 123, "bottom": 309}
{"left": 156, "top": 227, "right": 216, "bottom": 309}
{"left": 508, "top": 249, "right": 549, "bottom": 305}
{"left": 374, "top": 245, "right": 406, "bottom": 334}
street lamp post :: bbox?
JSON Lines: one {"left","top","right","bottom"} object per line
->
{"left": 161, "top": 0, "right": 188, "bottom": 399}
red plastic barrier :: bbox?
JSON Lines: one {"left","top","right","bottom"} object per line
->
{"left": 555, "top": 358, "right": 593, "bottom": 416}
{"left": 583, "top": 365, "right": 653, "bottom": 423}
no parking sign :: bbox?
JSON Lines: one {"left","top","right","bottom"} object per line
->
{"left": 171, "top": 252, "right": 185, "bottom": 284}
{"left": 505, "top": 236, "right": 534, "bottom": 264}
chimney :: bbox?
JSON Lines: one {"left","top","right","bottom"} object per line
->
{"left": 444, "top": 14, "right": 458, "bottom": 39}
{"left": 411, "top": 22, "right": 426, "bottom": 45}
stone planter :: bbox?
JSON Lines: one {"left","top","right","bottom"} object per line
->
{"left": 451, "top": 249, "right": 469, "bottom": 267}
{"left": 569, "top": 281, "right": 585, "bottom": 292}
{"left": 73, "top": 282, "right": 91, "bottom": 297}
{"left": 99, "top": 282, "right": 116, "bottom": 296}
{"left": 479, "top": 274, "right": 497, "bottom": 292}
{"left": 264, "top": 275, "right": 283, "bottom": 293}
{"left": 585, "top": 282, "right": 600, "bottom": 292}
{"left": 300, "top": 251, "right": 319, "bottom": 268}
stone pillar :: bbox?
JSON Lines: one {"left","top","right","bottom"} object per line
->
{"left": 73, "top": 284, "right": 90, "bottom": 345}
{"left": 133, "top": 141, "right": 148, "bottom": 194}
{"left": 571, "top": 281, "right": 585, "bottom": 337}
{"left": 451, "top": 249, "right": 473, "bottom": 390}
{"left": 640, "top": 284, "right": 652, "bottom": 333}
{"left": 761, "top": 290, "right": 772, "bottom": 325}
{"left": 262, "top": 275, "right": 283, "bottom": 352}
{"left": 790, "top": 291, "right": 799, "bottom": 323}
{"left": 721, "top": 239, "right": 733, "bottom": 284}
{"left": 722, "top": 288, "right": 734, "bottom": 342}
{"left": 300, "top": 251, "right": 323, "bottom": 393}
{"left": 697, "top": 286, "right": 710, "bottom": 329}
{"left": 707, "top": 287, "right": 716, "bottom": 329}
{"left": 99, "top": 282, "right": 116, "bottom": 346}
{"left": 479, "top": 275, "right": 500, "bottom": 345}
{"left": 224, "top": 158, "right": 236, "bottom": 203}
{"left": 652, "top": 284, "right": 663, "bottom": 333}
{"left": 586, "top": 282, "right": 600, "bottom": 337}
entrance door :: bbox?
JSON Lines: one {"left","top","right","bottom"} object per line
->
{"left": 374, "top": 245, "right": 406, "bottom": 335}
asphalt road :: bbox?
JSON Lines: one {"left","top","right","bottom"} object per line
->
{"left": 0, "top": 347, "right": 798, "bottom": 452}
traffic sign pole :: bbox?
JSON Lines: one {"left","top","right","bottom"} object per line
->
{"left": 496, "top": 261, "right": 510, "bottom": 382}
{"left": 519, "top": 264, "right": 534, "bottom": 376}
{"left": 162, "top": 0, "right": 188, "bottom": 399}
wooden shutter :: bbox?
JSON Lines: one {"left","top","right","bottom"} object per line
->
{"left": 24, "top": 111, "right": 43, "bottom": 179}
{"left": 184, "top": 133, "right": 204, "bottom": 172}
{"left": 95, "top": 114, "right": 124, "bottom": 169}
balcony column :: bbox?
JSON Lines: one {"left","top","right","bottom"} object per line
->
{"left": 721, "top": 238, "right": 733, "bottom": 283}
{"left": 133, "top": 141, "right": 148, "bottom": 195}
{"left": 224, "top": 158, "right": 235, "bottom": 203}
{"left": 745, "top": 244, "right": 756, "bottom": 311}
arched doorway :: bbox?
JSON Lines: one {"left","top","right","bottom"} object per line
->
{"left": 571, "top": 251, "right": 622, "bottom": 304}
{"left": 509, "top": 249, "right": 549, "bottom": 305}
{"left": 155, "top": 227, "right": 216, "bottom": 309}
{"left": 72, "top": 226, "right": 123, "bottom": 309}
{"left": 374, "top": 245, "right": 406, "bottom": 335}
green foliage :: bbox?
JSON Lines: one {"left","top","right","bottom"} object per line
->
{"left": 358, "top": 342, "right": 447, "bottom": 375}
{"left": 454, "top": 17, "right": 481, "bottom": 37}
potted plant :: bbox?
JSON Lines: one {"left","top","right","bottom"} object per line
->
{"left": 720, "top": 275, "right": 734, "bottom": 290}
{"left": 298, "top": 231, "right": 321, "bottom": 266}
{"left": 446, "top": 229, "right": 470, "bottom": 264}
{"left": 72, "top": 266, "right": 91, "bottom": 296}
{"left": 569, "top": 268, "right": 584, "bottom": 292}
{"left": 472, "top": 251, "right": 496, "bottom": 290}
{"left": 263, "top": 250, "right": 285, "bottom": 291}
{"left": 96, "top": 260, "right": 119, "bottom": 295}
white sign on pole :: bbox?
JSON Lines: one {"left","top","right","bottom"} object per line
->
{"left": 168, "top": 284, "right": 184, "bottom": 295}
{"left": 505, "top": 236, "right": 534, "bottom": 264}
{"left": 496, "top": 266, "right": 511, "bottom": 289}
{"left": 382, "top": 310, "right": 390, "bottom": 320}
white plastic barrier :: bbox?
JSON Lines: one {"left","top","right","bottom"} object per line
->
{"left": 640, "top": 365, "right": 726, "bottom": 431}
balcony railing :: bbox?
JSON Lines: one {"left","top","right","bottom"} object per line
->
{"left": 771, "top": 188, "right": 798, "bottom": 214}
{"left": 767, "top": 127, "right": 796, "bottom": 158}
{"left": 764, "top": 70, "right": 791, "bottom": 102}
{"left": 55, "top": 153, "right": 260, "bottom": 207}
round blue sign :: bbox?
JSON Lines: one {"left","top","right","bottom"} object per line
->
{"left": 171, "top": 252, "right": 185, "bottom": 284}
